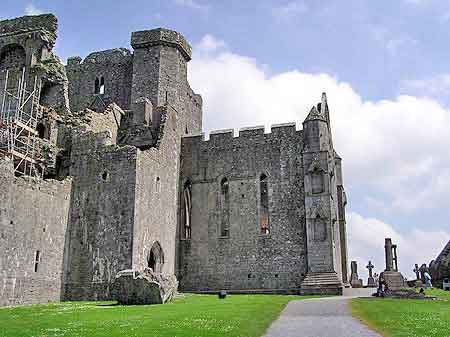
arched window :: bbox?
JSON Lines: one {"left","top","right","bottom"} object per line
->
{"left": 0, "top": 44, "right": 26, "bottom": 70}
{"left": 94, "top": 77, "right": 100, "bottom": 94}
{"left": 311, "top": 169, "right": 324, "bottom": 194}
{"left": 99, "top": 76, "right": 105, "bottom": 94}
{"left": 219, "top": 177, "right": 230, "bottom": 237}
{"left": 259, "top": 173, "right": 269, "bottom": 234}
{"left": 182, "top": 180, "right": 192, "bottom": 239}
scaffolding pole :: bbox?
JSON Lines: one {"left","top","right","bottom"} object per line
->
{"left": 0, "top": 68, "right": 42, "bottom": 177}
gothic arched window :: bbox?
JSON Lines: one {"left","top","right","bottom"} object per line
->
{"left": 259, "top": 173, "right": 269, "bottom": 234}
{"left": 182, "top": 180, "right": 192, "bottom": 239}
{"left": 99, "top": 76, "right": 105, "bottom": 94}
{"left": 94, "top": 77, "right": 100, "bottom": 94}
{"left": 219, "top": 177, "right": 230, "bottom": 237}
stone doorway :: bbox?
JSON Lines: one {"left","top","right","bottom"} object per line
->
{"left": 147, "top": 241, "right": 164, "bottom": 273}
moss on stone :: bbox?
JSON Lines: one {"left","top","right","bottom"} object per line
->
{"left": 33, "top": 54, "right": 67, "bottom": 83}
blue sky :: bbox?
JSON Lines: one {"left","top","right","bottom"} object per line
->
{"left": 3, "top": 0, "right": 450, "bottom": 280}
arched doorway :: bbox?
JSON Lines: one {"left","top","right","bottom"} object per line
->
{"left": 0, "top": 44, "right": 26, "bottom": 70}
{"left": 147, "top": 241, "right": 164, "bottom": 273}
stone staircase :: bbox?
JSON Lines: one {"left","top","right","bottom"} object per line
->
{"left": 300, "top": 272, "right": 343, "bottom": 295}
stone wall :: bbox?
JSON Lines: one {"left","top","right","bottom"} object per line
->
{"left": 133, "top": 108, "right": 179, "bottom": 274}
{"left": 63, "top": 132, "right": 137, "bottom": 300}
{"left": 66, "top": 48, "right": 133, "bottom": 113}
{"left": 178, "top": 124, "right": 307, "bottom": 292}
{"left": 0, "top": 159, "right": 72, "bottom": 306}
{"left": 130, "top": 29, "right": 202, "bottom": 277}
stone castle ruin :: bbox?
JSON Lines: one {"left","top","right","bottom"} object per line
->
{"left": 0, "top": 14, "right": 349, "bottom": 306}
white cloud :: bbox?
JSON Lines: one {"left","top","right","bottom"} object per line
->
{"left": 401, "top": 74, "right": 450, "bottom": 98}
{"left": 174, "top": 0, "right": 209, "bottom": 12}
{"left": 24, "top": 4, "right": 44, "bottom": 16}
{"left": 196, "top": 35, "right": 226, "bottom": 54}
{"left": 188, "top": 34, "right": 450, "bottom": 271}
{"left": 272, "top": 1, "right": 308, "bottom": 22}
{"left": 347, "top": 212, "right": 449, "bottom": 280}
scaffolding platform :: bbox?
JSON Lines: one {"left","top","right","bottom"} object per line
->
{"left": 0, "top": 68, "right": 42, "bottom": 177}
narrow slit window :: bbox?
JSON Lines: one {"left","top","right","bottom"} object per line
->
{"left": 99, "top": 76, "right": 105, "bottom": 94}
{"left": 94, "top": 77, "right": 100, "bottom": 94}
{"left": 183, "top": 180, "right": 192, "bottom": 239}
{"left": 155, "top": 176, "right": 161, "bottom": 193}
{"left": 34, "top": 250, "right": 40, "bottom": 272}
{"left": 219, "top": 178, "right": 230, "bottom": 237}
{"left": 259, "top": 174, "right": 270, "bottom": 234}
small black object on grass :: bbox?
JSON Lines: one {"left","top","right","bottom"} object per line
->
{"left": 218, "top": 290, "right": 227, "bottom": 299}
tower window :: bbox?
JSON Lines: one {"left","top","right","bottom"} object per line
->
{"left": 182, "top": 180, "right": 192, "bottom": 239}
{"left": 219, "top": 177, "right": 230, "bottom": 237}
{"left": 155, "top": 176, "right": 161, "bottom": 193}
{"left": 34, "top": 250, "right": 40, "bottom": 272}
{"left": 259, "top": 174, "right": 270, "bottom": 234}
{"left": 94, "top": 77, "right": 99, "bottom": 94}
{"left": 99, "top": 76, "right": 105, "bottom": 94}
{"left": 94, "top": 76, "right": 105, "bottom": 94}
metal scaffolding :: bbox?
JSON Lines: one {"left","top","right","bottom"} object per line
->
{"left": 0, "top": 68, "right": 42, "bottom": 177}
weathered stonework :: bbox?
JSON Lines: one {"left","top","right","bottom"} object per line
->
{"left": 0, "top": 13, "right": 349, "bottom": 306}
{"left": 429, "top": 240, "right": 450, "bottom": 288}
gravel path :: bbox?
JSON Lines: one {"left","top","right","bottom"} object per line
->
{"left": 263, "top": 292, "right": 381, "bottom": 337}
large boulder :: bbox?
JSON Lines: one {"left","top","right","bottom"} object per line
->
{"left": 112, "top": 268, "right": 178, "bottom": 305}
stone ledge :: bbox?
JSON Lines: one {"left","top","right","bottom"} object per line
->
{"left": 131, "top": 28, "right": 192, "bottom": 61}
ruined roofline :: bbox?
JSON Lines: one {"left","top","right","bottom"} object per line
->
{"left": 182, "top": 122, "right": 301, "bottom": 141}
{"left": 131, "top": 28, "right": 192, "bottom": 61}
{"left": 0, "top": 14, "right": 57, "bottom": 44}
{"left": 66, "top": 48, "right": 132, "bottom": 66}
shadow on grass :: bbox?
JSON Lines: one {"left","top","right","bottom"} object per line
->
{"left": 95, "top": 302, "right": 120, "bottom": 307}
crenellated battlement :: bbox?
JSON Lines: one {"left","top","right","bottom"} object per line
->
{"left": 131, "top": 28, "right": 192, "bottom": 61}
{"left": 183, "top": 122, "right": 301, "bottom": 143}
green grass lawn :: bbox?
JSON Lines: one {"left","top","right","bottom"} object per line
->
{"left": 0, "top": 294, "right": 309, "bottom": 337}
{"left": 350, "top": 289, "right": 450, "bottom": 337}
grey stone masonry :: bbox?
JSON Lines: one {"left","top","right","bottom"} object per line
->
{"left": 0, "top": 13, "right": 348, "bottom": 305}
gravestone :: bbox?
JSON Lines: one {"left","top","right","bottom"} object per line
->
{"left": 413, "top": 263, "right": 423, "bottom": 287}
{"left": 366, "top": 261, "right": 376, "bottom": 287}
{"left": 419, "top": 263, "right": 431, "bottom": 284}
{"left": 379, "top": 238, "right": 405, "bottom": 291}
{"left": 350, "top": 261, "right": 363, "bottom": 288}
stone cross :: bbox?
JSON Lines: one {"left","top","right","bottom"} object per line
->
{"left": 366, "top": 261, "right": 374, "bottom": 278}
{"left": 413, "top": 264, "right": 420, "bottom": 280}
{"left": 385, "top": 238, "right": 394, "bottom": 271}
{"left": 392, "top": 244, "right": 398, "bottom": 271}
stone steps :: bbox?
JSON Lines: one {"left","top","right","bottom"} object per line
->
{"left": 300, "top": 272, "right": 343, "bottom": 295}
